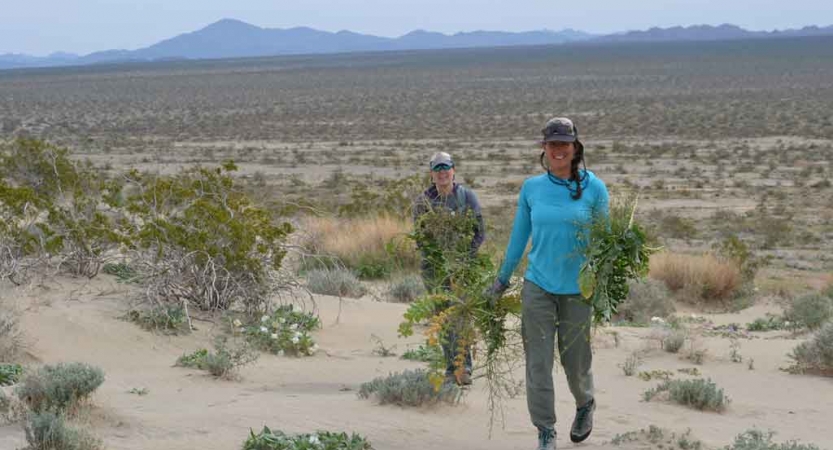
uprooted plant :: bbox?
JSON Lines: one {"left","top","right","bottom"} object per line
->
{"left": 398, "top": 206, "right": 523, "bottom": 433}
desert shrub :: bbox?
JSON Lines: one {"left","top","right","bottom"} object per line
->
{"left": 643, "top": 378, "right": 728, "bottom": 412}
{"left": 725, "top": 429, "right": 820, "bottom": 450}
{"left": 401, "top": 343, "right": 442, "bottom": 363}
{"left": 787, "top": 322, "right": 833, "bottom": 376}
{"left": 659, "top": 215, "right": 698, "bottom": 240}
{"left": 358, "top": 369, "right": 461, "bottom": 407}
{"left": 612, "top": 425, "right": 703, "bottom": 450}
{"left": 243, "top": 305, "right": 320, "bottom": 356}
{"left": 243, "top": 427, "right": 373, "bottom": 450}
{"left": 616, "top": 278, "right": 675, "bottom": 325}
{"left": 124, "top": 304, "right": 189, "bottom": 334}
{"left": 300, "top": 215, "right": 418, "bottom": 278}
{"left": 15, "top": 362, "right": 105, "bottom": 413}
{"left": 0, "top": 298, "right": 24, "bottom": 362}
{"left": 119, "top": 162, "right": 293, "bottom": 313}
{"left": 24, "top": 411, "right": 103, "bottom": 450}
{"left": 306, "top": 268, "right": 366, "bottom": 298}
{"left": 0, "top": 139, "right": 124, "bottom": 278}
{"left": 387, "top": 275, "right": 426, "bottom": 303}
{"left": 784, "top": 294, "right": 833, "bottom": 331}
{"left": 0, "top": 363, "right": 23, "bottom": 386}
{"left": 620, "top": 351, "right": 642, "bottom": 376}
{"left": 649, "top": 252, "right": 742, "bottom": 304}
{"left": 663, "top": 330, "right": 687, "bottom": 354}
{"left": 176, "top": 336, "right": 259, "bottom": 379}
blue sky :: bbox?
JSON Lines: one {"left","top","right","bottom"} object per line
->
{"left": 3, "top": 0, "right": 832, "bottom": 55}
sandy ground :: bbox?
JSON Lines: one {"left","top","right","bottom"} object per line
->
{"left": 2, "top": 275, "right": 833, "bottom": 450}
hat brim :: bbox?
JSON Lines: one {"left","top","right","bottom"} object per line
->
{"left": 541, "top": 135, "right": 577, "bottom": 143}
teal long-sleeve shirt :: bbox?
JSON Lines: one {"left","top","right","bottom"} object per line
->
{"left": 497, "top": 170, "right": 609, "bottom": 295}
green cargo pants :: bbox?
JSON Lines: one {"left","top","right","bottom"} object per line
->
{"left": 521, "top": 279, "right": 594, "bottom": 430}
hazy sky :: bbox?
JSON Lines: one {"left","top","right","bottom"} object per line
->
{"left": 3, "top": 0, "right": 832, "bottom": 56}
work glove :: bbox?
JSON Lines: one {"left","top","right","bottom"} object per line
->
{"left": 484, "top": 278, "right": 510, "bottom": 308}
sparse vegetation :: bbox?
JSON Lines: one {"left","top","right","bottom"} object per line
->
{"left": 358, "top": 369, "right": 462, "bottom": 407}
{"left": 611, "top": 425, "right": 703, "bottom": 450}
{"left": 242, "top": 305, "right": 320, "bottom": 357}
{"left": 175, "top": 336, "right": 259, "bottom": 379}
{"left": 725, "top": 429, "right": 820, "bottom": 450}
{"left": 0, "top": 297, "right": 24, "bottom": 362}
{"left": 124, "top": 305, "right": 190, "bottom": 334}
{"left": 643, "top": 378, "right": 728, "bottom": 412}
{"left": 620, "top": 351, "right": 642, "bottom": 376}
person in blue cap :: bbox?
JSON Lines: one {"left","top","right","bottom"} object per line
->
{"left": 413, "top": 151, "right": 485, "bottom": 386}
{"left": 488, "top": 117, "right": 609, "bottom": 450}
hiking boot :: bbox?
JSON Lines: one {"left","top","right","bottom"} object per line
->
{"left": 536, "top": 426, "right": 556, "bottom": 450}
{"left": 570, "top": 398, "right": 596, "bottom": 443}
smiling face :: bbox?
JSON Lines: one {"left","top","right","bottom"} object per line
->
{"left": 543, "top": 140, "right": 575, "bottom": 178}
{"left": 430, "top": 164, "right": 455, "bottom": 191}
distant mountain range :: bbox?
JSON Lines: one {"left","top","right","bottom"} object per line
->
{"left": 2, "top": 19, "right": 832, "bottom": 70}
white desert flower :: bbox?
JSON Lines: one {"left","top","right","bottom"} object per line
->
{"left": 261, "top": 315, "right": 269, "bottom": 322}
{"left": 232, "top": 319, "right": 243, "bottom": 328}
{"left": 291, "top": 335, "right": 300, "bottom": 344}
{"left": 309, "top": 435, "right": 320, "bottom": 445}
{"left": 651, "top": 316, "right": 666, "bottom": 324}
{"left": 260, "top": 326, "right": 268, "bottom": 333}
{"left": 271, "top": 333, "right": 278, "bottom": 339}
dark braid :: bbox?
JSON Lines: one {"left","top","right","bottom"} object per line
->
{"left": 539, "top": 140, "right": 587, "bottom": 200}
{"left": 570, "top": 141, "right": 585, "bottom": 200}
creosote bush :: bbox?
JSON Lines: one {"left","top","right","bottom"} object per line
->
{"left": 120, "top": 162, "right": 293, "bottom": 313}
{"left": 358, "top": 369, "right": 462, "bottom": 407}
{"left": 643, "top": 378, "right": 728, "bottom": 412}
{"left": 306, "top": 268, "right": 366, "bottom": 298}
{"left": 14, "top": 362, "right": 105, "bottom": 413}
{"left": 243, "top": 427, "right": 373, "bottom": 450}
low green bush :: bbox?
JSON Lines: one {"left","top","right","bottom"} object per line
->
{"left": 643, "top": 378, "right": 728, "bottom": 412}
{"left": 306, "top": 268, "right": 366, "bottom": 298}
{"left": 358, "top": 369, "right": 461, "bottom": 407}
{"left": 784, "top": 294, "right": 833, "bottom": 331}
{"left": 0, "top": 363, "right": 23, "bottom": 386}
{"left": 387, "top": 275, "right": 426, "bottom": 303}
{"left": 787, "top": 322, "right": 833, "bottom": 376}
{"left": 24, "top": 411, "right": 103, "bottom": 450}
{"left": 15, "top": 362, "right": 104, "bottom": 413}
{"left": 725, "top": 429, "right": 820, "bottom": 450}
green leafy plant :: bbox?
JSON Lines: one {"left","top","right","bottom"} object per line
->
{"left": 579, "top": 193, "right": 659, "bottom": 324}
{"left": 175, "top": 336, "right": 259, "bottom": 379}
{"left": 125, "top": 305, "right": 189, "bottom": 334}
{"left": 747, "top": 314, "right": 787, "bottom": 332}
{"left": 243, "top": 427, "right": 373, "bottom": 450}
{"left": 784, "top": 294, "right": 833, "bottom": 331}
{"left": 243, "top": 305, "right": 320, "bottom": 357}
{"left": 401, "top": 343, "right": 443, "bottom": 363}
{"left": 0, "top": 363, "right": 23, "bottom": 386}
{"left": 14, "top": 362, "right": 105, "bottom": 413}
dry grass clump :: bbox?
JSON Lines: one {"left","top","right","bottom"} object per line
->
{"left": 649, "top": 252, "right": 742, "bottom": 304}
{"left": 0, "top": 297, "right": 24, "bottom": 363}
{"left": 301, "top": 215, "right": 418, "bottom": 278}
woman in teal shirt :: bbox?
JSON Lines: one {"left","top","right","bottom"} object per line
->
{"left": 490, "top": 117, "right": 609, "bottom": 450}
